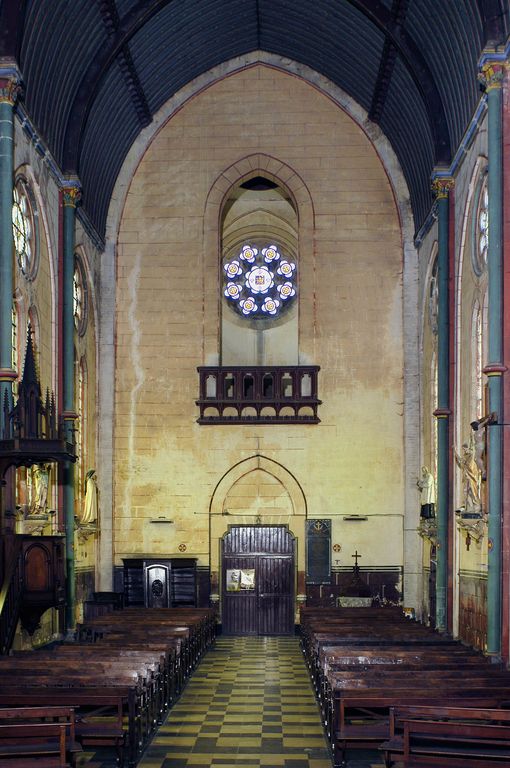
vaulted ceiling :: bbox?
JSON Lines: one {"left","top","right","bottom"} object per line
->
{"left": 1, "top": 0, "right": 508, "bottom": 244}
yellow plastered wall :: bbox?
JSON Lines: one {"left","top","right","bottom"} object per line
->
{"left": 114, "top": 65, "right": 404, "bottom": 584}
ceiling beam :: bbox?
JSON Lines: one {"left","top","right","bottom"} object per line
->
{"left": 349, "top": 0, "right": 451, "bottom": 162}
{"left": 62, "top": 0, "right": 173, "bottom": 173}
{"left": 369, "top": 0, "right": 409, "bottom": 124}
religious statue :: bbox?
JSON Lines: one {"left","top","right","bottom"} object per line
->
{"left": 455, "top": 439, "right": 481, "bottom": 515}
{"left": 82, "top": 469, "right": 98, "bottom": 524}
{"left": 416, "top": 466, "right": 435, "bottom": 519}
{"left": 470, "top": 412, "right": 496, "bottom": 480}
{"left": 31, "top": 463, "right": 49, "bottom": 515}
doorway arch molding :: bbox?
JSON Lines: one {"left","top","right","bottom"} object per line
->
{"left": 209, "top": 454, "right": 307, "bottom": 518}
{"left": 209, "top": 454, "right": 308, "bottom": 580}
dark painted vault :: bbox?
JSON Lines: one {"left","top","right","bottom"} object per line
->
{"left": 1, "top": 0, "right": 508, "bottom": 244}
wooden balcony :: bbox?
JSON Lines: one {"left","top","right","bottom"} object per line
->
{"left": 196, "top": 366, "right": 321, "bottom": 424}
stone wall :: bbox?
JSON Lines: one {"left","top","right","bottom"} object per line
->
{"left": 114, "top": 64, "right": 405, "bottom": 615}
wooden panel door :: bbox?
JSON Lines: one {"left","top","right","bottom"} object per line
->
{"left": 222, "top": 525, "right": 295, "bottom": 635}
{"left": 258, "top": 555, "right": 294, "bottom": 635}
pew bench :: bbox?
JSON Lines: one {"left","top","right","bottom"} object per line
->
{"left": 0, "top": 688, "right": 129, "bottom": 767}
{"left": 381, "top": 705, "right": 510, "bottom": 767}
{"left": 330, "top": 689, "right": 510, "bottom": 767}
{"left": 0, "top": 722, "right": 69, "bottom": 767}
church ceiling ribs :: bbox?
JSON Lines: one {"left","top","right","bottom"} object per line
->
{"left": 62, "top": 0, "right": 171, "bottom": 173}
{"left": 97, "top": 0, "right": 152, "bottom": 129}
{"left": 369, "top": 0, "right": 409, "bottom": 124}
{"left": 350, "top": 0, "right": 451, "bottom": 163}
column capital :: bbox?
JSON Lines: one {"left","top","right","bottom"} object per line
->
{"left": 431, "top": 177, "right": 454, "bottom": 199}
{"left": 62, "top": 184, "right": 82, "bottom": 208}
{"left": 478, "top": 61, "right": 506, "bottom": 92}
{"left": 0, "top": 76, "right": 21, "bottom": 105}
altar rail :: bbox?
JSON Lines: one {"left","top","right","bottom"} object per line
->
{"left": 196, "top": 366, "right": 321, "bottom": 424}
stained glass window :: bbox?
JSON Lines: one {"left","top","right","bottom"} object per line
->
{"left": 223, "top": 243, "right": 297, "bottom": 318}
{"left": 73, "top": 256, "right": 88, "bottom": 335}
{"left": 472, "top": 174, "right": 488, "bottom": 276}
{"left": 428, "top": 255, "right": 438, "bottom": 336}
{"left": 12, "top": 178, "right": 38, "bottom": 278}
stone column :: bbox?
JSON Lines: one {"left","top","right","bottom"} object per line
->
{"left": 62, "top": 183, "right": 81, "bottom": 632}
{"left": 0, "top": 73, "right": 20, "bottom": 433}
{"left": 432, "top": 176, "right": 454, "bottom": 633}
{"left": 479, "top": 61, "right": 506, "bottom": 657}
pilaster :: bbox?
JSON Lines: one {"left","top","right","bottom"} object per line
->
{"left": 431, "top": 175, "right": 454, "bottom": 633}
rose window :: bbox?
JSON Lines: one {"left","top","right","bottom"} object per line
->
{"left": 12, "top": 178, "right": 38, "bottom": 278}
{"left": 223, "top": 243, "right": 296, "bottom": 318}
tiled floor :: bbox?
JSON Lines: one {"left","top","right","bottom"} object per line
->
{"left": 80, "top": 636, "right": 387, "bottom": 768}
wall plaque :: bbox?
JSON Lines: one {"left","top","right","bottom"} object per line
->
{"left": 306, "top": 519, "right": 331, "bottom": 584}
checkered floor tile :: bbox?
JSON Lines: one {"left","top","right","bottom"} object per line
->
{"left": 80, "top": 636, "right": 389, "bottom": 767}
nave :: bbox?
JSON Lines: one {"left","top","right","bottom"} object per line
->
{"left": 81, "top": 637, "right": 382, "bottom": 768}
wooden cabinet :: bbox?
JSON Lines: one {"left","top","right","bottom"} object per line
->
{"left": 123, "top": 557, "right": 197, "bottom": 608}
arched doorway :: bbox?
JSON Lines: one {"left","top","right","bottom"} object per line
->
{"left": 222, "top": 525, "right": 295, "bottom": 635}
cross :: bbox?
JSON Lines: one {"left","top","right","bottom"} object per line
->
{"left": 352, "top": 550, "right": 361, "bottom": 567}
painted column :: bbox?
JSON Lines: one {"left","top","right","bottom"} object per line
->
{"left": 0, "top": 73, "right": 20, "bottom": 434}
{"left": 479, "top": 61, "right": 506, "bottom": 657}
{"left": 432, "top": 177, "right": 454, "bottom": 633}
{"left": 62, "top": 184, "right": 81, "bottom": 632}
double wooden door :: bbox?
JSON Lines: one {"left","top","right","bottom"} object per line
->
{"left": 221, "top": 525, "right": 295, "bottom": 635}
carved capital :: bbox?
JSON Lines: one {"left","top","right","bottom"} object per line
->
{"left": 431, "top": 177, "right": 454, "bottom": 200}
{"left": 478, "top": 62, "right": 506, "bottom": 92}
{"left": 62, "top": 186, "right": 82, "bottom": 208}
{"left": 0, "top": 77, "right": 21, "bottom": 105}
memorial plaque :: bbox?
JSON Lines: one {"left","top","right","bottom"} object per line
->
{"left": 306, "top": 519, "right": 331, "bottom": 584}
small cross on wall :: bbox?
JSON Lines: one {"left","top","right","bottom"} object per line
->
{"left": 352, "top": 550, "right": 362, "bottom": 567}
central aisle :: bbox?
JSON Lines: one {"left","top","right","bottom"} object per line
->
{"left": 138, "top": 635, "right": 332, "bottom": 768}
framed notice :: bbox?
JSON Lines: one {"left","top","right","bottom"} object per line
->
{"left": 306, "top": 519, "right": 331, "bottom": 584}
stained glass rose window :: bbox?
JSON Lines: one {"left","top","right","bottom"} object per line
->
{"left": 223, "top": 243, "right": 297, "bottom": 318}
{"left": 12, "top": 177, "right": 38, "bottom": 278}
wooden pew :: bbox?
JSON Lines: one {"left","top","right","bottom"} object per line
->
{"left": 0, "top": 607, "right": 216, "bottom": 767}
{"left": 0, "top": 706, "right": 81, "bottom": 768}
{"left": 0, "top": 722, "right": 69, "bottom": 767}
{"left": 382, "top": 705, "right": 510, "bottom": 767}
{"left": 330, "top": 688, "right": 510, "bottom": 767}
{"left": 0, "top": 686, "right": 131, "bottom": 766}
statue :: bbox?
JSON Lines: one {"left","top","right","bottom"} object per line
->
{"left": 31, "top": 463, "right": 49, "bottom": 515}
{"left": 82, "top": 469, "right": 98, "bottom": 524}
{"left": 416, "top": 466, "right": 435, "bottom": 519}
{"left": 470, "top": 413, "right": 496, "bottom": 480}
{"left": 455, "top": 440, "right": 481, "bottom": 515}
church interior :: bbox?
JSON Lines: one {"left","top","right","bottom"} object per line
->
{"left": 1, "top": 1, "right": 510, "bottom": 766}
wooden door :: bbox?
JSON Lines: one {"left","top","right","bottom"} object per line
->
{"left": 222, "top": 525, "right": 295, "bottom": 635}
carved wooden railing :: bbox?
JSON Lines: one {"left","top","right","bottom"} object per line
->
{"left": 197, "top": 365, "right": 321, "bottom": 424}
{"left": 0, "top": 538, "right": 23, "bottom": 654}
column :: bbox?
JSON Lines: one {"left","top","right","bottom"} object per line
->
{"left": 432, "top": 176, "right": 454, "bottom": 633}
{"left": 0, "top": 73, "right": 20, "bottom": 434}
{"left": 479, "top": 61, "right": 506, "bottom": 657}
{"left": 62, "top": 183, "right": 81, "bottom": 633}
